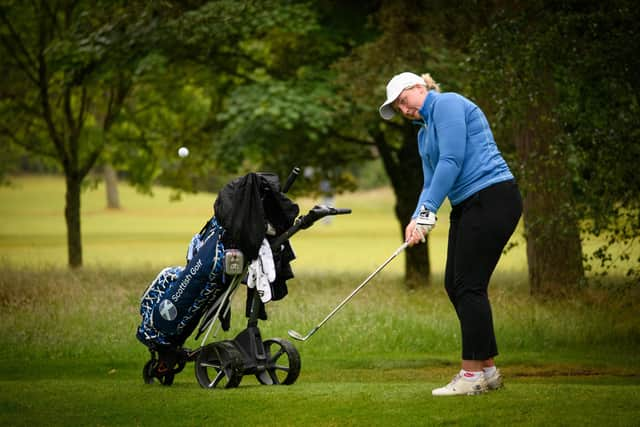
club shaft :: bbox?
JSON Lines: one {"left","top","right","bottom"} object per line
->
{"left": 312, "top": 242, "right": 409, "bottom": 332}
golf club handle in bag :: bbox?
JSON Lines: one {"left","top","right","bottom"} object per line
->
{"left": 281, "top": 166, "right": 301, "bottom": 194}
{"left": 270, "top": 205, "right": 352, "bottom": 251}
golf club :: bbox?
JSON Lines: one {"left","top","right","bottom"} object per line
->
{"left": 288, "top": 241, "right": 410, "bottom": 342}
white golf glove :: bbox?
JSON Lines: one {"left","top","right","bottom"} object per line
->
{"left": 414, "top": 206, "right": 437, "bottom": 242}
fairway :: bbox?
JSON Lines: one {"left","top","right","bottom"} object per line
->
{"left": 0, "top": 176, "right": 638, "bottom": 426}
{"left": 0, "top": 176, "right": 530, "bottom": 274}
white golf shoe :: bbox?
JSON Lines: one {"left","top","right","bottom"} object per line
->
{"left": 485, "top": 368, "right": 504, "bottom": 390}
{"left": 431, "top": 372, "right": 488, "bottom": 396}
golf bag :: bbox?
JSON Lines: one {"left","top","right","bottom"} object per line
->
{"left": 136, "top": 172, "right": 299, "bottom": 351}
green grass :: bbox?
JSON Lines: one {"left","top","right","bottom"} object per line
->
{"left": 0, "top": 175, "right": 639, "bottom": 426}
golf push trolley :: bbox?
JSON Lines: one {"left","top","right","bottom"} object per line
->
{"left": 137, "top": 168, "right": 351, "bottom": 389}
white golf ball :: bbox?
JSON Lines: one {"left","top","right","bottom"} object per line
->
{"left": 178, "top": 147, "right": 189, "bottom": 158}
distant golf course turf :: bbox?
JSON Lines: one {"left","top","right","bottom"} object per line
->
{"left": 1, "top": 176, "right": 638, "bottom": 426}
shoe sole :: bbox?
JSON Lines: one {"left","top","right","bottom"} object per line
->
{"left": 432, "top": 391, "right": 487, "bottom": 396}
{"left": 432, "top": 385, "right": 487, "bottom": 396}
{"left": 487, "top": 377, "right": 503, "bottom": 390}
{"left": 467, "top": 385, "right": 488, "bottom": 395}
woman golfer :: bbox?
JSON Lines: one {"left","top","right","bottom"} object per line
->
{"left": 379, "top": 72, "right": 522, "bottom": 396}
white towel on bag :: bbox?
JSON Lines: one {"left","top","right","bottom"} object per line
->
{"left": 247, "top": 239, "right": 276, "bottom": 303}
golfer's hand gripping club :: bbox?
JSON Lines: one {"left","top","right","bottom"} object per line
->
{"left": 414, "top": 206, "right": 437, "bottom": 243}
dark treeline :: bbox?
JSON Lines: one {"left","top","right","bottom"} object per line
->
{"left": 1, "top": 0, "right": 637, "bottom": 293}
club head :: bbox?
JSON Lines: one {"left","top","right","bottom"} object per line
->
{"left": 287, "top": 329, "right": 307, "bottom": 341}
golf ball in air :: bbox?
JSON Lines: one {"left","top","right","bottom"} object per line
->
{"left": 178, "top": 147, "right": 189, "bottom": 158}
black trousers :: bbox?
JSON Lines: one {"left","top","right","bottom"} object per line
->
{"left": 444, "top": 180, "right": 522, "bottom": 361}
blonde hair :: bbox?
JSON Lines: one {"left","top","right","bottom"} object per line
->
{"left": 421, "top": 73, "right": 441, "bottom": 92}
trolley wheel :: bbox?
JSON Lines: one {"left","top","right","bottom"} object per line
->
{"left": 195, "top": 341, "right": 243, "bottom": 389}
{"left": 257, "top": 338, "right": 301, "bottom": 385}
{"left": 142, "top": 359, "right": 175, "bottom": 386}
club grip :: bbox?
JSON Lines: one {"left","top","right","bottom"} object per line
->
{"left": 282, "top": 166, "right": 300, "bottom": 194}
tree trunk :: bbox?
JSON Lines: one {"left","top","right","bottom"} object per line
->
{"left": 375, "top": 124, "right": 431, "bottom": 288}
{"left": 515, "top": 120, "right": 584, "bottom": 296}
{"left": 104, "top": 164, "right": 120, "bottom": 209}
{"left": 65, "top": 173, "right": 83, "bottom": 268}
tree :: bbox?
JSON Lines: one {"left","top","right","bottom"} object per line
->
{"left": 103, "top": 164, "right": 120, "bottom": 209}
{"left": 108, "top": 0, "right": 337, "bottom": 195}
{"left": 330, "top": 1, "right": 468, "bottom": 287}
{"left": 206, "top": 0, "right": 466, "bottom": 287}
{"left": 0, "top": 0, "right": 164, "bottom": 267}
{"left": 154, "top": 0, "right": 380, "bottom": 200}
{"left": 0, "top": 0, "right": 328, "bottom": 267}
{"left": 325, "top": 0, "right": 639, "bottom": 292}
{"left": 467, "top": 0, "right": 640, "bottom": 292}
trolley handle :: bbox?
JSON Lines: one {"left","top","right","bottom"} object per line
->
{"left": 332, "top": 208, "right": 351, "bottom": 215}
{"left": 270, "top": 205, "right": 352, "bottom": 250}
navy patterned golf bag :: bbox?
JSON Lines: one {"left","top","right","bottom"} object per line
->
{"left": 136, "top": 172, "right": 298, "bottom": 351}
